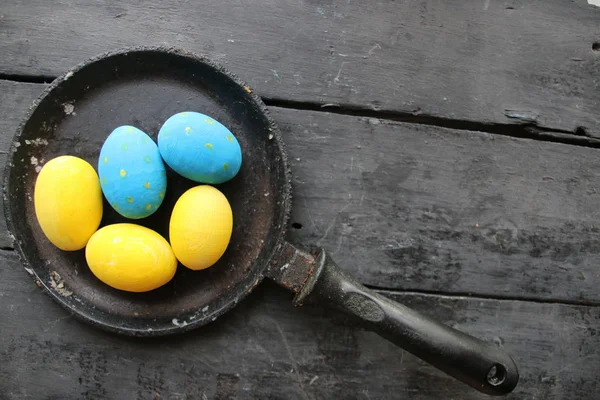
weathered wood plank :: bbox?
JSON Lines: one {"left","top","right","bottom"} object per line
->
{"left": 1, "top": 251, "right": 598, "bottom": 399}
{"left": 1, "top": 0, "right": 599, "bottom": 134}
{"left": 3, "top": 80, "right": 600, "bottom": 302}
{"left": 282, "top": 104, "right": 600, "bottom": 303}
{"left": 280, "top": 110, "right": 600, "bottom": 304}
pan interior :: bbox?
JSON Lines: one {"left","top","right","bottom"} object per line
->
{"left": 4, "top": 48, "right": 290, "bottom": 335}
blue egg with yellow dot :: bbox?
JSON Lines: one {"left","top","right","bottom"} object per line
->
{"left": 157, "top": 112, "right": 242, "bottom": 184}
{"left": 98, "top": 125, "right": 167, "bottom": 219}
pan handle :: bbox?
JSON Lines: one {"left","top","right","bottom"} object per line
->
{"left": 267, "top": 243, "right": 518, "bottom": 396}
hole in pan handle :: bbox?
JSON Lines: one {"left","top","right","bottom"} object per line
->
{"left": 266, "top": 242, "right": 519, "bottom": 396}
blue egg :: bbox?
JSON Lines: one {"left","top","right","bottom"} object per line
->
{"left": 98, "top": 126, "right": 167, "bottom": 219}
{"left": 157, "top": 112, "right": 242, "bottom": 184}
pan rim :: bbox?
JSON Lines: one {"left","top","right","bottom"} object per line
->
{"left": 2, "top": 45, "right": 293, "bottom": 337}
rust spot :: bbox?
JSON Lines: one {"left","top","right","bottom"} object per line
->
{"left": 244, "top": 86, "right": 252, "bottom": 93}
{"left": 300, "top": 266, "right": 314, "bottom": 288}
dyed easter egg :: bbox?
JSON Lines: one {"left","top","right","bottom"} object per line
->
{"left": 98, "top": 125, "right": 167, "bottom": 219}
{"left": 169, "top": 185, "right": 233, "bottom": 270}
{"left": 86, "top": 223, "right": 177, "bottom": 292}
{"left": 157, "top": 112, "right": 242, "bottom": 184}
{"left": 34, "top": 155, "right": 103, "bottom": 251}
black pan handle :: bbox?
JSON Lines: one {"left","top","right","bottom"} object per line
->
{"left": 267, "top": 243, "right": 519, "bottom": 396}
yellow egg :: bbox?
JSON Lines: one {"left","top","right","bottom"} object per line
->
{"left": 85, "top": 223, "right": 177, "bottom": 292}
{"left": 170, "top": 185, "right": 233, "bottom": 270}
{"left": 34, "top": 155, "right": 103, "bottom": 251}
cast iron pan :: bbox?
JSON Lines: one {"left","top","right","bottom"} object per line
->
{"left": 3, "top": 46, "right": 519, "bottom": 396}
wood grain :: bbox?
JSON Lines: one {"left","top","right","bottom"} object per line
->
{"left": 2, "top": 2, "right": 600, "bottom": 397}
{"left": 1, "top": 252, "right": 598, "bottom": 400}
{"left": 1, "top": 0, "right": 599, "bottom": 135}
{"left": 280, "top": 106, "right": 600, "bottom": 303}
{"left": 3, "top": 80, "right": 600, "bottom": 303}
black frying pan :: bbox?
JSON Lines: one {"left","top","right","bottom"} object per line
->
{"left": 3, "top": 47, "right": 518, "bottom": 396}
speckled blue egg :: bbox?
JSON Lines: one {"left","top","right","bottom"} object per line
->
{"left": 157, "top": 112, "right": 242, "bottom": 184}
{"left": 98, "top": 125, "right": 167, "bottom": 219}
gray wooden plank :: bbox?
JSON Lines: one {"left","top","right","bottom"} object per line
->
{"left": 1, "top": 0, "right": 599, "bottom": 135}
{"left": 280, "top": 108, "right": 600, "bottom": 304}
{"left": 1, "top": 251, "right": 599, "bottom": 400}
{"left": 3, "top": 80, "right": 600, "bottom": 302}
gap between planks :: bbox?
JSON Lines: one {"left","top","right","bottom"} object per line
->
{"left": 264, "top": 98, "right": 600, "bottom": 149}
{"left": 0, "top": 75, "right": 598, "bottom": 150}
{"left": 370, "top": 286, "right": 600, "bottom": 308}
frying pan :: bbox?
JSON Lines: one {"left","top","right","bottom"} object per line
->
{"left": 3, "top": 46, "right": 518, "bottom": 396}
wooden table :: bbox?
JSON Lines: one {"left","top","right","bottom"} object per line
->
{"left": 1, "top": 1, "right": 600, "bottom": 399}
